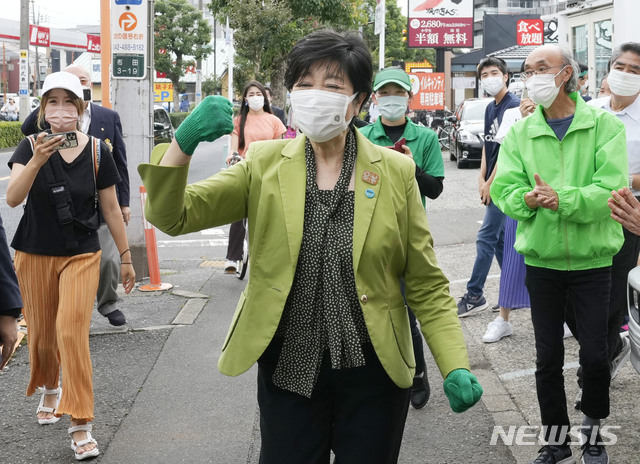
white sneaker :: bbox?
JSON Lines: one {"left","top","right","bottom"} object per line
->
{"left": 482, "top": 316, "right": 513, "bottom": 343}
{"left": 224, "top": 260, "right": 237, "bottom": 273}
{"left": 563, "top": 322, "right": 573, "bottom": 339}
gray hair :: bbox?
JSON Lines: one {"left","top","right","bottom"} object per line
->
{"left": 559, "top": 47, "right": 579, "bottom": 94}
{"left": 610, "top": 42, "right": 640, "bottom": 67}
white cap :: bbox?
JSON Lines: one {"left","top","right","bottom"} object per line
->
{"left": 41, "top": 72, "right": 84, "bottom": 100}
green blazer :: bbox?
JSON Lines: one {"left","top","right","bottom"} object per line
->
{"left": 138, "top": 129, "right": 470, "bottom": 389}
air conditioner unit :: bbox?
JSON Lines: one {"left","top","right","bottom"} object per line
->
{"left": 566, "top": 0, "right": 585, "bottom": 7}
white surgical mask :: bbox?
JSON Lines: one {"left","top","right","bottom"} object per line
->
{"left": 377, "top": 95, "right": 409, "bottom": 122}
{"left": 525, "top": 66, "right": 566, "bottom": 109}
{"left": 607, "top": 69, "right": 640, "bottom": 97}
{"left": 481, "top": 76, "right": 504, "bottom": 96}
{"left": 290, "top": 89, "right": 357, "bottom": 143}
{"left": 246, "top": 95, "right": 264, "bottom": 111}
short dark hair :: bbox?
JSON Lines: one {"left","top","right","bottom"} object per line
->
{"left": 477, "top": 57, "right": 507, "bottom": 76}
{"left": 284, "top": 29, "right": 373, "bottom": 113}
{"left": 610, "top": 42, "right": 640, "bottom": 67}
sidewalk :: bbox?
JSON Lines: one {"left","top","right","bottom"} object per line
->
{"left": 1, "top": 245, "right": 638, "bottom": 463}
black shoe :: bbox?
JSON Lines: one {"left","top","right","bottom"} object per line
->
{"left": 106, "top": 309, "right": 126, "bottom": 326}
{"left": 410, "top": 373, "right": 431, "bottom": 409}
{"left": 528, "top": 445, "right": 573, "bottom": 464}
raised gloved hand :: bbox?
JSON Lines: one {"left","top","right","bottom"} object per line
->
{"left": 174, "top": 95, "right": 234, "bottom": 156}
{"left": 443, "top": 368, "right": 483, "bottom": 413}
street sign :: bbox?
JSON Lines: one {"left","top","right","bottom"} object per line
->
{"left": 407, "top": 0, "right": 474, "bottom": 48}
{"left": 517, "top": 19, "right": 544, "bottom": 46}
{"left": 19, "top": 50, "right": 29, "bottom": 96}
{"left": 111, "top": 0, "right": 148, "bottom": 79}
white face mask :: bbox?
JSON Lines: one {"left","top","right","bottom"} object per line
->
{"left": 607, "top": 69, "right": 640, "bottom": 97}
{"left": 525, "top": 66, "right": 567, "bottom": 109}
{"left": 290, "top": 89, "right": 357, "bottom": 143}
{"left": 377, "top": 95, "right": 409, "bottom": 122}
{"left": 246, "top": 95, "right": 264, "bottom": 111}
{"left": 481, "top": 76, "right": 504, "bottom": 96}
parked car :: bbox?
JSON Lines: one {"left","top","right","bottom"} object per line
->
{"left": 449, "top": 98, "right": 492, "bottom": 168}
{"left": 153, "top": 105, "right": 174, "bottom": 146}
{"left": 627, "top": 266, "right": 640, "bottom": 374}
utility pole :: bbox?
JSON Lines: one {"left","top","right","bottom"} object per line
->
{"left": 111, "top": 0, "right": 154, "bottom": 279}
{"left": 30, "top": 0, "right": 40, "bottom": 96}
{"left": 195, "top": 0, "right": 203, "bottom": 105}
{"left": 226, "top": 16, "right": 233, "bottom": 101}
{"left": 101, "top": 0, "right": 112, "bottom": 108}
{"left": 19, "top": 0, "right": 29, "bottom": 122}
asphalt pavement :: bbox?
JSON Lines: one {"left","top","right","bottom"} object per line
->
{"left": 0, "top": 144, "right": 639, "bottom": 464}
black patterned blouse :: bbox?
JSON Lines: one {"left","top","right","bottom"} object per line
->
{"left": 273, "top": 129, "right": 371, "bottom": 397}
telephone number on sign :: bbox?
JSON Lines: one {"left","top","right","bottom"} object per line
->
{"left": 113, "top": 43, "right": 145, "bottom": 52}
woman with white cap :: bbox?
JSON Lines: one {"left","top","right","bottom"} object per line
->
{"left": 6, "top": 71, "right": 135, "bottom": 460}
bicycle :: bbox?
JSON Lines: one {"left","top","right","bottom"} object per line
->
{"left": 228, "top": 153, "right": 249, "bottom": 280}
{"left": 436, "top": 120, "right": 452, "bottom": 151}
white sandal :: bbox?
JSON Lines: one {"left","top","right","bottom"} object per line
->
{"left": 68, "top": 423, "right": 100, "bottom": 461}
{"left": 36, "top": 386, "right": 62, "bottom": 425}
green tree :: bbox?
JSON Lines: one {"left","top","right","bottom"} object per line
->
{"left": 202, "top": 75, "right": 223, "bottom": 96}
{"left": 362, "top": 1, "right": 435, "bottom": 71}
{"left": 209, "top": 0, "right": 368, "bottom": 106}
{"left": 154, "top": 0, "right": 212, "bottom": 110}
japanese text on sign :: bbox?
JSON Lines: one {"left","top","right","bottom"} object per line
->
{"left": 407, "top": 0, "right": 473, "bottom": 48}
{"left": 29, "top": 25, "right": 50, "bottom": 47}
{"left": 516, "top": 19, "right": 544, "bottom": 46}
{"left": 111, "top": 0, "right": 148, "bottom": 79}
{"left": 409, "top": 73, "right": 445, "bottom": 111}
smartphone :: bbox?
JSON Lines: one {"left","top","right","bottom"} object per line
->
{"left": 43, "top": 131, "right": 78, "bottom": 149}
{"left": 386, "top": 137, "right": 407, "bottom": 153}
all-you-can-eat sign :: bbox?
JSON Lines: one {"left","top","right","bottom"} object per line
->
{"left": 407, "top": 0, "right": 474, "bottom": 48}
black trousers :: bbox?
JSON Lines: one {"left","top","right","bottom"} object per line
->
{"left": 525, "top": 265, "right": 611, "bottom": 444}
{"left": 226, "top": 220, "right": 245, "bottom": 261}
{"left": 566, "top": 226, "right": 640, "bottom": 365}
{"left": 0, "top": 214, "right": 22, "bottom": 314}
{"left": 257, "top": 339, "right": 411, "bottom": 464}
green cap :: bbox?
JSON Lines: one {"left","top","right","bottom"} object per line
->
{"left": 373, "top": 68, "right": 411, "bottom": 92}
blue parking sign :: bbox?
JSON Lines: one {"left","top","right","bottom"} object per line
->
{"left": 115, "top": 0, "right": 142, "bottom": 4}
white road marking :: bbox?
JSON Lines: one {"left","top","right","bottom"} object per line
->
{"left": 157, "top": 239, "right": 228, "bottom": 247}
{"left": 200, "top": 228, "right": 225, "bottom": 235}
{"left": 499, "top": 361, "right": 580, "bottom": 381}
{"left": 449, "top": 274, "right": 500, "bottom": 285}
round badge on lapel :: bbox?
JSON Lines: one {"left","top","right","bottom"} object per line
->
{"left": 365, "top": 188, "right": 375, "bottom": 198}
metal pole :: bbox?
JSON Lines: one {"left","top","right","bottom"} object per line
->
{"left": 19, "top": 0, "right": 29, "bottom": 122}
{"left": 195, "top": 0, "right": 203, "bottom": 105}
{"left": 379, "top": 0, "right": 385, "bottom": 71}
{"left": 227, "top": 16, "right": 233, "bottom": 101}
{"left": 101, "top": 0, "right": 112, "bottom": 108}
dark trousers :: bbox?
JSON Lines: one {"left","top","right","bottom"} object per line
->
{"left": 257, "top": 339, "right": 411, "bottom": 464}
{"left": 566, "top": 226, "right": 640, "bottom": 365}
{"left": 525, "top": 265, "right": 611, "bottom": 444}
{"left": 0, "top": 214, "right": 22, "bottom": 313}
{"left": 226, "top": 220, "right": 245, "bottom": 261}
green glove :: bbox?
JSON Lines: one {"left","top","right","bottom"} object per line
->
{"left": 174, "top": 95, "right": 234, "bottom": 156}
{"left": 443, "top": 368, "right": 483, "bottom": 413}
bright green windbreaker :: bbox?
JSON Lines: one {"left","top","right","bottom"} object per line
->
{"left": 490, "top": 93, "right": 628, "bottom": 271}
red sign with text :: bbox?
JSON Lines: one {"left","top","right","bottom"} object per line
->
{"left": 517, "top": 19, "right": 544, "bottom": 46}
{"left": 29, "top": 25, "right": 50, "bottom": 47}
{"left": 87, "top": 34, "right": 101, "bottom": 53}
{"left": 409, "top": 72, "right": 445, "bottom": 110}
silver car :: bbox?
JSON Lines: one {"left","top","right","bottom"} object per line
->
{"left": 627, "top": 266, "right": 640, "bottom": 373}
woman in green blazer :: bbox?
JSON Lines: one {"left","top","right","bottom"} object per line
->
{"left": 139, "top": 30, "right": 482, "bottom": 464}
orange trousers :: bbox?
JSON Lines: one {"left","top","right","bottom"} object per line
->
{"left": 14, "top": 250, "right": 101, "bottom": 421}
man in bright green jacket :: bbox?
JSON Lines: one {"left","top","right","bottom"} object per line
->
{"left": 491, "top": 45, "right": 627, "bottom": 464}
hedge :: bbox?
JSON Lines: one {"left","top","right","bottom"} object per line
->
{"left": 169, "top": 112, "right": 189, "bottom": 129}
{"left": 0, "top": 122, "right": 25, "bottom": 149}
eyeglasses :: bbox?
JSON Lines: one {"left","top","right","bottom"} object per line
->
{"left": 521, "top": 65, "right": 565, "bottom": 80}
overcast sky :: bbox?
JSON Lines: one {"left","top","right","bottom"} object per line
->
{"left": 2, "top": 0, "right": 408, "bottom": 29}
{"left": 3, "top": 0, "right": 100, "bottom": 29}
